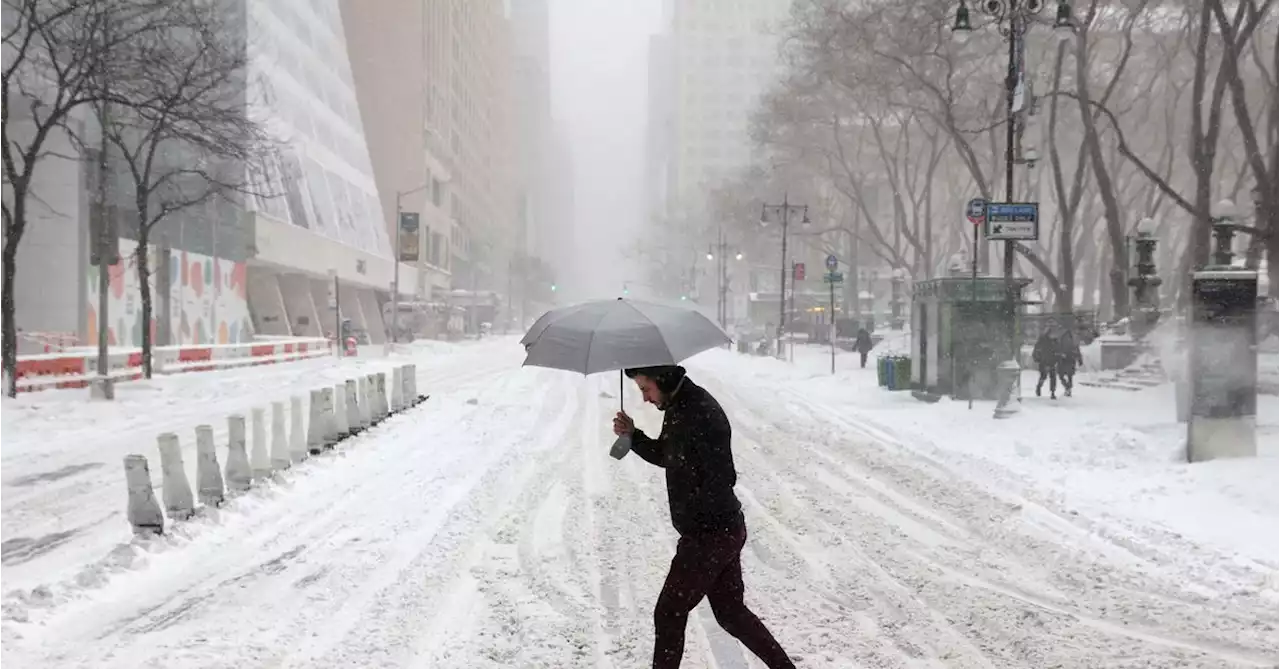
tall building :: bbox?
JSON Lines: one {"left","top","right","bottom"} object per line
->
{"left": 339, "top": 0, "right": 454, "bottom": 301}
{"left": 7, "top": 0, "right": 409, "bottom": 351}
{"left": 643, "top": 0, "right": 793, "bottom": 313}
{"left": 424, "top": 0, "right": 518, "bottom": 302}
{"left": 644, "top": 33, "right": 675, "bottom": 226}
{"left": 666, "top": 0, "right": 792, "bottom": 211}
{"left": 342, "top": 0, "right": 525, "bottom": 333}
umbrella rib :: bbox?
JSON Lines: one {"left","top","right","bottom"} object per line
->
{"left": 622, "top": 300, "right": 681, "bottom": 363}
{"left": 582, "top": 307, "right": 612, "bottom": 375}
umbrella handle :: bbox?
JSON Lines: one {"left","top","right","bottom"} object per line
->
{"left": 619, "top": 370, "right": 623, "bottom": 412}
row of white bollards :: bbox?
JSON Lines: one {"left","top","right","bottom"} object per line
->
{"left": 123, "top": 364, "right": 428, "bottom": 536}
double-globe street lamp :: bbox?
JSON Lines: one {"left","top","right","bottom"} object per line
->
{"left": 706, "top": 229, "right": 745, "bottom": 330}
{"left": 761, "top": 195, "right": 810, "bottom": 359}
{"left": 952, "top": 0, "right": 1075, "bottom": 418}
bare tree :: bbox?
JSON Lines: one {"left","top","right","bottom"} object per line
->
{"left": 1, "top": 0, "right": 183, "bottom": 396}
{"left": 83, "top": 0, "right": 272, "bottom": 378}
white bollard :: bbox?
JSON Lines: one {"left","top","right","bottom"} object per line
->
{"left": 195, "top": 424, "right": 224, "bottom": 507}
{"left": 225, "top": 414, "right": 252, "bottom": 492}
{"left": 289, "top": 396, "right": 307, "bottom": 463}
{"left": 357, "top": 377, "right": 371, "bottom": 428}
{"left": 123, "top": 455, "right": 164, "bottom": 535}
{"left": 405, "top": 364, "right": 418, "bottom": 403}
{"left": 306, "top": 389, "right": 324, "bottom": 455}
{"left": 250, "top": 407, "right": 271, "bottom": 480}
{"left": 365, "top": 374, "right": 379, "bottom": 423}
{"left": 345, "top": 380, "right": 361, "bottom": 434}
{"left": 271, "top": 401, "right": 291, "bottom": 471}
{"left": 390, "top": 367, "right": 404, "bottom": 413}
{"left": 320, "top": 387, "right": 336, "bottom": 448}
{"left": 376, "top": 373, "right": 389, "bottom": 419}
{"left": 333, "top": 383, "right": 349, "bottom": 439}
{"left": 156, "top": 433, "right": 194, "bottom": 520}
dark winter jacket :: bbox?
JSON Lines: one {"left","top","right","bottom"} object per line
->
{"left": 854, "top": 329, "right": 874, "bottom": 354}
{"left": 1057, "top": 335, "right": 1084, "bottom": 374}
{"left": 1032, "top": 332, "right": 1061, "bottom": 366}
{"left": 631, "top": 378, "right": 746, "bottom": 537}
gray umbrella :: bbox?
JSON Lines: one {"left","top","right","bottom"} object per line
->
{"left": 521, "top": 297, "right": 730, "bottom": 375}
{"left": 522, "top": 297, "right": 728, "bottom": 460}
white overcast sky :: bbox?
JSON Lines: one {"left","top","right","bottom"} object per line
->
{"left": 548, "top": 0, "right": 663, "bottom": 301}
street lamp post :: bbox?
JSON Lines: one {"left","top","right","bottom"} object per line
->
{"left": 953, "top": 0, "right": 1075, "bottom": 418}
{"left": 706, "top": 227, "right": 744, "bottom": 330}
{"left": 761, "top": 194, "right": 810, "bottom": 359}
{"left": 1128, "top": 217, "right": 1162, "bottom": 343}
{"left": 391, "top": 184, "right": 431, "bottom": 346}
{"left": 890, "top": 268, "right": 907, "bottom": 330}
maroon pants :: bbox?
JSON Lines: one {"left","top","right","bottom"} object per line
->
{"left": 652, "top": 528, "right": 795, "bottom": 669}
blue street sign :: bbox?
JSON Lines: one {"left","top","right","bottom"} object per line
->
{"left": 825, "top": 254, "right": 839, "bottom": 270}
{"left": 985, "top": 203, "right": 1039, "bottom": 241}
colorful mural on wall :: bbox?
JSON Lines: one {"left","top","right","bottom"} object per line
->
{"left": 86, "top": 240, "right": 252, "bottom": 347}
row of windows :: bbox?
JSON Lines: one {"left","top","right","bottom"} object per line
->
{"left": 250, "top": 147, "right": 389, "bottom": 258}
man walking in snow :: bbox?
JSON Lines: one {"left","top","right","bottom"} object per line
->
{"left": 612, "top": 365, "right": 795, "bottom": 669}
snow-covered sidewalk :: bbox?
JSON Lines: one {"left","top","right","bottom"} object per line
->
{"left": 1, "top": 338, "right": 1275, "bottom": 668}
{"left": 1, "top": 339, "right": 510, "bottom": 596}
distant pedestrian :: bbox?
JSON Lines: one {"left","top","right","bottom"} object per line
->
{"left": 1057, "top": 331, "right": 1084, "bottom": 397}
{"left": 612, "top": 365, "right": 795, "bottom": 669}
{"left": 1033, "top": 323, "right": 1064, "bottom": 399}
{"left": 854, "top": 327, "right": 875, "bottom": 368}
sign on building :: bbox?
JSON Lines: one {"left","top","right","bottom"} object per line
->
{"left": 398, "top": 212, "right": 421, "bottom": 262}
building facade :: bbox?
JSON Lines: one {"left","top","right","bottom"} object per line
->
{"left": 342, "top": 0, "right": 532, "bottom": 333}
{"left": 339, "top": 0, "right": 454, "bottom": 304}
{"left": 5, "top": 0, "right": 412, "bottom": 352}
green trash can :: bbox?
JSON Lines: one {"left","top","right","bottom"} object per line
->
{"left": 876, "top": 356, "right": 889, "bottom": 387}
{"left": 892, "top": 356, "right": 912, "bottom": 391}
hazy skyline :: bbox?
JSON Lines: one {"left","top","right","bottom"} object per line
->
{"left": 548, "top": 0, "right": 663, "bottom": 302}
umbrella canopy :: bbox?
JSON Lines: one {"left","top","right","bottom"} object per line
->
{"left": 521, "top": 298, "right": 730, "bottom": 375}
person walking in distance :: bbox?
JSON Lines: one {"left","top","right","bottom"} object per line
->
{"left": 1057, "top": 327, "right": 1084, "bottom": 397}
{"left": 1033, "top": 321, "right": 1065, "bottom": 399}
{"left": 612, "top": 365, "right": 795, "bottom": 669}
{"left": 854, "top": 326, "right": 875, "bottom": 369}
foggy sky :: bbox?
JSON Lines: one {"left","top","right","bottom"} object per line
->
{"left": 548, "top": 0, "right": 662, "bottom": 302}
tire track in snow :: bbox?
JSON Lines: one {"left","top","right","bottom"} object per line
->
{"left": 770, "top": 384, "right": 1279, "bottom": 666}
{"left": 701, "top": 378, "right": 993, "bottom": 668}
{"left": 694, "top": 358, "right": 1278, "bottom": 668}
{"left": 6, "top": 368, "right": 543, "bottom": 668}
{"left": 291, "top": 367, "right": 589, "bottom": 668}
{"left": 1, "top": 343, "right": 517, "bottom": 600}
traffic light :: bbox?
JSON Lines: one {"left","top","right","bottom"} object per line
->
{"left": 550, "top": 283, "right": 557, "bottom": 292}
{"left": 680, "top": 295, "right": 687, "bottom": 301}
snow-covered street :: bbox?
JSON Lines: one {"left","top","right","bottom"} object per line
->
{"left": 2, "top": 338, "right": 1277, "bottom": 668}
